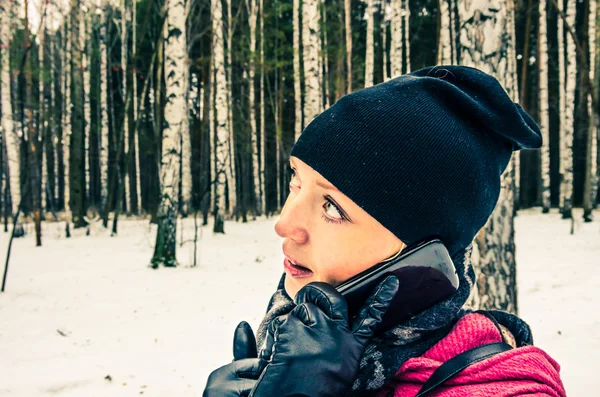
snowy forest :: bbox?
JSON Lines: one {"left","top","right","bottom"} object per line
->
{"left": 1, "top": 0, "right": 600, "bottom": 307}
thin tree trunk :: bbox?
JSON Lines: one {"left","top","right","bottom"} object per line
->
{"left": 303, "top": 0, "right": 322, "bottom": 125}
{"left": 260, "top": 0, "right": 266, "bottom": 215}
{"left": 25, "top": 0, "right": 42, "bottom": 246}
{"left": 365, "top": 0, "right": 375, "bottom": 87}
{"left": 293, "top": 0, "right": 302, "bottom": 141}
{"left": 40, "top": 24, "right": 46, "bottom": 212}
{"left": 213, "top": 0, "right": 228, "bottom": 232}
{"left": 540, "top": 0, "right": 551, "bottom": 212}
{"left": 457, "top": 0, "right": 519, "bottom": 313}
{"left": 226, "top": 0, "right": 236, "bottom": 217}
{"left": 0, "top": 1, "right": 19, "bottom": 222}
{"left": 121, "top": 0, "right": 130, "bottom": 213}
{"left": 519, "top": 0, "right": 533, "bottom": 107}
{"left": 100, "top": 7, "right": 109, "bottom": 214}
{"left": 247, "top": 0, "right": 261, "bottom": 215}
{"left": 557, "top": 0, "right": 567, "bottom": 212}
{"left": 562, "top": 0, "right": 576, "bottom": 218}
{"left": 62, "top": 12, "right": 72, "bottom": 234}
{"left": 322, "top": 2, "right": 330, "bottom": 108}
{"left": 403, "top": 0, "right": 410, "bottom": 72}
{"left": 82, "top": 6, "right": 90, "bottom": 210}
{"left": 345, "top": 0, "right": 352, "bottom": 93}
{"left": 390, "top": 0, "right": 403, "bottom": 77}
{"left": 382, "top": 14, "right": 388, "bottom": 81}
{"left": 133, "top": 0, "right": 142, "bottom": 214}
{"left": 583, "top": 0, "right": 598, "bottom": 220}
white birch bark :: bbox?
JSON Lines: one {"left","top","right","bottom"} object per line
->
{"left": 100, "top": 7, "right": 109, "bottom": 209}
{"left": 213, "top": 0, "right": 228, "bottom": 229}
{"left": 345, "top": 0, "right": 352, "bottom": 93}
{"left": 558, "top": 0, "right": 566, "bottom": 210}
{"left": 1, "top": 2, "right": 19, "bottom": 218}
{"left": 51, "top": 34, "right": 58, "bottom": 206}
{"left": 403, "top": 0, "right": 410, "bottom": 72}
{"left": 133, "top": 0, "right": 142, "bottom": 213}
{"left": 226, "top": 0, "right": 236, "bottom": 215}
{"left": 260, "top": 0, "right": 266, "bottom": 215}
{"left": 539, "top": 0, "right": 551, "bottom": 211}
{"left": 303, "top": 0, "right": 322, "bottom": 125}
{"left": 163, "top": 0, "right": 190, "bottom": 215}
{"left": 457, "top": 0, "right": 519, "bottom": 313}
{"left": 63, "top": 16, "right": 72, "bottom": 217}
{"left": 247, "top": 0, "right": 261, "bottom": 215}
{"left": 81, "top": 7, "right": 90, "bottom": 207}
{"left": 438, "top": 0, "right": 452, "bottom": 64}
{"left": 322, "top": 2, "right": 330, "bottom": 108}
{"left": 40, "top": 23, "right": 47, "bottom": 211}
{"left": 121, "top": 0, "right": 130, "bottom": 212}
{"left": 382, "top": 17, "right": 389, "bottom": 81}
{"left": 390, "top": 0, "right": 403, "bottom": 77}
{"left": 364, "top": 0, "right": 375, "bottom": 87}
{"left": 293, "top": 0, "right": 302, "bottom": 141}
{"left": 562, "top": 0, "right": 576, "bottom": 216}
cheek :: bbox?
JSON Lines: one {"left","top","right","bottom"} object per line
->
{"left": 314, "top": 242, "right": 375, "bottom": 286}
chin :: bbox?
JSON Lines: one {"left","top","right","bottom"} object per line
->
{"left": 284, "top": 275, "right": 313, "bottom": 299}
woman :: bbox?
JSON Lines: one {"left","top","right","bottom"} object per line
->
{"left": 203, "top": 66, "right": 566, "bottom": 397}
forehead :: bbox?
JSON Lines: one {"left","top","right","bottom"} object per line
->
{"left": 290, "top": 157, "right": 339, "bottom": 192}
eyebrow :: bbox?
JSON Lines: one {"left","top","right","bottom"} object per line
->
{"left": 290, "top": 160, "right": 339, "bottom": 192}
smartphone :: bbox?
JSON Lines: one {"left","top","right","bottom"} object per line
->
{"left": 336, "top": 238, "right": 459, "bottom": 332}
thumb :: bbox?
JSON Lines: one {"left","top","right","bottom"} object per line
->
{"left": 233, "top": 321, "right": 258, "bottom": 361}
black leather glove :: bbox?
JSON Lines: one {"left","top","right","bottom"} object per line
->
{"left": 203, "top": 321, "right": 268, "bottom": 397}
{"left": 250, "top": 275, "right": 399, "bottom": 397}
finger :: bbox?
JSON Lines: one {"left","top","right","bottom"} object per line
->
{"left": 351, "top": 275, "right": 399, "bottom": 345}
{"left": 233, "top": 321, "right": 258, "bottom": 361}
{"left": 233, "top": 358, "right": 269, "bottom": 380}
{"left": 294, "top": 282, "right": 349, "bottom": 324}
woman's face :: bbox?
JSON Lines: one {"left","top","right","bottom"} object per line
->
{"left": 274, "top": 156, "right": 405, "bottom": 299}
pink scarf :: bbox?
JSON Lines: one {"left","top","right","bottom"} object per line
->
{"left": 379, "top": 313, "right": 566, "bottom": 397}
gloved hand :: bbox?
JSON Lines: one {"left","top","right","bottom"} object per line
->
{"left": 250, "top": 275, "right": 399, "bottom": 397}
{"left": 203, "top": 321, "right": 268, "bottom": 397}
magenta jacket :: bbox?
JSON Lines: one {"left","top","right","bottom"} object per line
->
{"left": 377, "top": 313, "right": 566, "bottom": 397}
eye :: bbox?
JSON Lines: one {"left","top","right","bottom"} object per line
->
{"left": 289, "top": 169, "right": 300, "bottom": 189}
{"left": 322, "top": 200, "right": 346, "bottom": 224}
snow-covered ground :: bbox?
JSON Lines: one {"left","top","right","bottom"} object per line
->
{"left": 0, "top": 208, "right": 598, "bottom": 397}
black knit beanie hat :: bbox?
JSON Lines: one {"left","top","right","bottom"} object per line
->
{"left": 290, "top": 65, "right": 542, "bottom": 256}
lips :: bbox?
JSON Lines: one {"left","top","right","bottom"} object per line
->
{"left": 283, "top": 251, "right": 313, "bottom": 278}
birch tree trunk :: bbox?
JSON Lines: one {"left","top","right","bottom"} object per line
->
{"left": 322, "top": 2, "right": 330, "bottom": 108}
{"left": 438, "top": 0, "right": 455, "bottom": 64}
{"left": 100, "top": 7, "right": 109, "bottom": 213}
{"left": 583, "top": 0, "right": 598, "bottom": 221}
{"left": 260, "top": 0, "right": 266, "bottom": 215}
{"left": 63, "top": 10, "right": 72, "bottom": 234}
{"left": 293, "top": 0, "right": 302, "bottom": 141}
{"left": 390, "top": 0, "right": 403, "bottom": 77}
{"left": 213, "top": 0, "right": 228, "bottom": 232}
{"left": 456, "top": 0, "right": 519, "bottom": 313}
{"left": 248, "top": 0, "right": 261, "bottom": 215}
{"left": 152, "top": 0, "right": 187, "bottom": 267}
{"left": 364, "top": 0, "right": 375, "bottom": 87}
{"left": 382, "top": 13, "right": 389, "bottom": 81}
{"left": 1, "top": 1, "right": 20, "bottom": 222}
{"left": 303, "top": 0, "right": 322, "bottom": 126}
{"left": 539, "top": 0, "right": 551, "bottom": 212}
{"left": 403, "top": 0, "right": 410, "bottom": 72}
{"left": 121, "top": 0, "right": 130, "bottom": 213}
{"left": 562, "top": 0, "right": 576, "bottom": 218}
{"left": 81, "top": 7, "right": 90, "bottom": 209}
{"left": 225, "top": 0, "right": 236, "bottom": 217}
{"left": 345, "top": 0, "right": 352, "bottom": 93}
{"left": 40, "top": 23, "right": 46, "bottom": 212}
{"left": 558, "top": 0, "right": 567, "bottom": 211}
{"left": 133, "top": 0, "right": 142, "bottom": 213}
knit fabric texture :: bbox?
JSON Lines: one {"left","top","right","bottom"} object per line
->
{"left": 290, "top": 65, "right": 542, "bottom": 256}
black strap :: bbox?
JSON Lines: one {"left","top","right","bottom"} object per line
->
{"left": 415, "top": 342, "right": 513, "bottom": 397}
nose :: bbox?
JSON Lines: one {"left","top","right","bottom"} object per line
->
{"left": 274, "top": 194, "right": 309, "bottom": 244}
